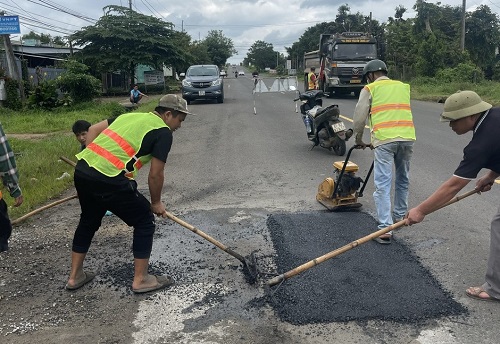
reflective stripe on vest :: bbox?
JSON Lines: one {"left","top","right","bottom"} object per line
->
{"left": 77, "top": 112, "right": 168, "bottom": 178}
{"left": 366, "top": 79, "right": 416, "bottom": 141}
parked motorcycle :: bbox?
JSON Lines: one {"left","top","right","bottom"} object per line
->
{"left": 293, "top": 89, "right": 352, "bottom": 156}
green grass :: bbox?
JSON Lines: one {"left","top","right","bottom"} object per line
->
{"left": 0, "top": 99, "right": 160, "bottom": 220}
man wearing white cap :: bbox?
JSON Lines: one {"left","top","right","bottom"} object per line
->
{"left": 407, "top": 90, "right": 500, "bottom": 302}
{"left": 66, "top": 94, "right": 192, "bottom": 294}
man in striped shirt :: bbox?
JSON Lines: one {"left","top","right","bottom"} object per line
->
{"left": 0, "top": 122, "right": 23, "bottom": 252}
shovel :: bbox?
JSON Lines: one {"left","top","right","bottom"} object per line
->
{"left": 163, "top": 211, "right": 258, "bottom": 284}
{"left": 266, "top": 188, "right": 480, "bottom": 287}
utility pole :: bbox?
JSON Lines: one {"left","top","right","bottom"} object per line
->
{"left": 0, "top": 11, "right": 25, "bottom": 101}
{"left": 460, "top": 0, "right": 466, "bottom": 51}
{"left": 129, "top": 0, "right": 132, "bottom": 10}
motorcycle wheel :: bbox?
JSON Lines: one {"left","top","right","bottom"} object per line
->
{"left": 331, "top": 140, "right": 346, "bottom": 156}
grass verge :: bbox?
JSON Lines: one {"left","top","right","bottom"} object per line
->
{"left": 1, "top": 98, "right": 160, "bottom": 220}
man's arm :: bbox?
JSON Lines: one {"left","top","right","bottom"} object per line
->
{"left": 148, "top": 156, "right": 166, "bottom": 215}
{"left": 406, "top": 175, "right": 470, "bottom": 224}
{"left": 85, "top": 120, "right": 109, "bottom": 145}
{"left": 352, "top": 87, "right": 371, "bottom": 145}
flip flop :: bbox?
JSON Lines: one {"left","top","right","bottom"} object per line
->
{"left": 466, "top": 286, "right": 500, "bottom": 302}
{"left": 132, "top": 275, "right": 174, "bottom": 294}
{"left": 65, "top": 271, "right": 96, "bottom": 291}
{"left": 373, "top": 234, "right": 392, "bottom": 245}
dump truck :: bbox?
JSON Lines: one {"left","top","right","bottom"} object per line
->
{"left": 304, "top": 32, "right": 377, "bottom": 97}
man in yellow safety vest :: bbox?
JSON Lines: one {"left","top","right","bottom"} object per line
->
{"left": 307, "top": 67, "right": 318, "bottom": 91}
{"left": 352, "top": 59, "right": 416, "bottom": 244}
{"left": 65, "top": 94, "right": 191, "bottom": 294}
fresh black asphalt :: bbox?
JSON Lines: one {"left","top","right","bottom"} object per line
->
{"left": 266, "top": 211, "right": 467, "bottom": 325}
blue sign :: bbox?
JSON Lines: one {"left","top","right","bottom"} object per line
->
{"left": 0, "top": 16, "right": 21, "bottom": 35}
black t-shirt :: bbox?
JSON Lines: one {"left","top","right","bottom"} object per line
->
{"left": 454, "top": 108, "right": 500, "bottom": 179}
{"left": 75, "top": 117, "right": 173, "bottom": 184}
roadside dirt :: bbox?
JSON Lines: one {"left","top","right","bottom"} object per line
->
{"left": 0, "top": 189, "right": 142, "bottom": 343}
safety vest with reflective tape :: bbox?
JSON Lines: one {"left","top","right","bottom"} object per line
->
{"left": 308, "top": 72, "right": 316, "bottom": 90}
{"left": 76, "top": 112, "right": 169, "bottom": 179}
{"left": 365, "top": 79, "right": 415, "bottom": 141}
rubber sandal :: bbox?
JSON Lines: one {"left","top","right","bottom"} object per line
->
{"left": 66, "top": 271, "right": 96, "bottom": 290}
{"left": 133, "top": 275, "right": 174, "bottom": 294}
{"left": 466, "top": 286, "right": 500, "bottom": 302}
{"left": 373, "top": 234, "right": 392, "bottom": 245}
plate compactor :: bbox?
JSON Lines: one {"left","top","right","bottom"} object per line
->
{"left": 316, "top": 145, "right": 373, "bottom": 211}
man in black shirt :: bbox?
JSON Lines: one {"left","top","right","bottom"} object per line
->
{"left": 407, "top": 90, "right": 500, "bottom": 302}
{"left": 66, "top": 94, "right": 191, "bottom": 294}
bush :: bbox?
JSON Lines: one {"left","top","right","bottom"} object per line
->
{"left": 436, "top": 63, "right": 484, "bottom": 83}
{"left": 4, "top": 78, "right": 22, "bottom": 110}
{"left": 55, "top": 60, "right": 101, "bottom": 103}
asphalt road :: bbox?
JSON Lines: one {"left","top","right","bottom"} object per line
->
{"left": 129, "top": 73, "right": 500, "bottom": 343}
{"left": 3, "top": 72, "right": 499, "bottom": 344}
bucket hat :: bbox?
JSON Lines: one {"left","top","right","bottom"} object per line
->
{"left": 440, "top": 90, "right": 492, "bottom": 122}
{"left": 158, "top": 94, "right": 192, "bottom": 115}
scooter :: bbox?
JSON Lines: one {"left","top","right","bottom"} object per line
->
{"left": 293, "top": 89, "right": 352, "bottom": 156}
{"left": 235, "top": 71, "right": 238, "bottom": 78}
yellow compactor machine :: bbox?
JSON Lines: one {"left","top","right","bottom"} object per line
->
{"left": 316, "top": 145, "right": 373, "bottom": 211}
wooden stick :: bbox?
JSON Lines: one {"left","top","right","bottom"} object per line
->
{"left": 163, "top": 211, "right": 248, "bottom": 264}
{"left": 60, "top": 156, "right": 77, "bottom": 168}
{"left": 266, "top": 189, "right": 480, "bottom": 286}
{"left": 12, "top": 194, "right": 78, "bottom": 225}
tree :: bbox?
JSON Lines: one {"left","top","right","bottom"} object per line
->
{"left": 465, "top": 5, "right": 500, "bottom": 74}
{"left": 70, "top": 5, "right": 191, "bottom": 87}
{"left": 203, "top": 30, "right": 237, "bottom": 68}
{"left": 244, "top": 41, "right": 276, "bottom": 70}
{"left": 22, "top": 31, "right": 52, "bottom": 44}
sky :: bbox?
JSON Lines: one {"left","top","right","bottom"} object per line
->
{"left": 1, "top": 0, "right": 497, "bottom": 64}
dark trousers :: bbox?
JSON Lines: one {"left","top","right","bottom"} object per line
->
{"left": 0, "top": 198, "right": 12, "bottom": 245}
{"left": 73, "top": 173, "right": 156, "bottom": 259}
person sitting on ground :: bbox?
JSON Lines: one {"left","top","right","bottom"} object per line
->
{"left": 130, "top": 85, "right": 148, "bottom": 104}
{"left": 72, "top": 120, "right": 91, "bottom": 151}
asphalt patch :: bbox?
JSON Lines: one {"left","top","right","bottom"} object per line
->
{"left": 266, "top": 211, "right": 467, "bottom": 324}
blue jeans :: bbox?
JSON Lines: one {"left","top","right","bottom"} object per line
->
{"left": 373, "top": 141, "right": 414, "bottom": 230}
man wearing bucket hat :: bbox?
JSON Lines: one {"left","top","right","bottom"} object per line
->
{"left": 353, "top": 59, "right": 416, "bottom": 244}
{"left": 407, "top": 90, "right": 500, "bottom": 302}
{"left": 66, "top": 94, "right": 192, "bottom": 294}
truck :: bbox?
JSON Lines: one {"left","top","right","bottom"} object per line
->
{"left": 303, "top": 32, "right": 377, "bottom": 97}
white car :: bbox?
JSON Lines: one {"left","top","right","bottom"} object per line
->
{"left": 238, "top": 71, "right": 245, "bottom": 76}
{"left": 220, "top": 70, "right": 227, "bottom": 77}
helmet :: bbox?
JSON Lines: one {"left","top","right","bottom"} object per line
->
{"left": 363, "top": 59, "right": 388, "bottom": 78}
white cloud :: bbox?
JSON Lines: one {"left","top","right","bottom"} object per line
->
{"left": 2, "top": 0, "right": 494, "bottom": 64}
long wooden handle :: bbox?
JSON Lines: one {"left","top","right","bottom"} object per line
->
{"left": 163, "top": 211, "right": 247, "bottom": 263}
{"left": 12, "top": 194, "right": 78, "bottom": 225}
{"left": 60, "top": 156, "right": 77, "bottom": 167}
{"left": 266, "top": 188, "right": 480, "bottom": 286}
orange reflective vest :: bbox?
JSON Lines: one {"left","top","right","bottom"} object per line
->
{"left": 365, "top": 79, "right": 416, "bottom": 141}
{"left": 76, "top": 112, "right": 169, "bottom": 179}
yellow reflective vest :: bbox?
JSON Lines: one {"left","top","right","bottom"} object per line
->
{"left": 76, "top": 112, "right": 169, "bottom": 179}
{"left": 308, "top": 72, "right": 317, "bottom": 90}
{"left": 365, "top": 79, "right": 416, "bottom": 142}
